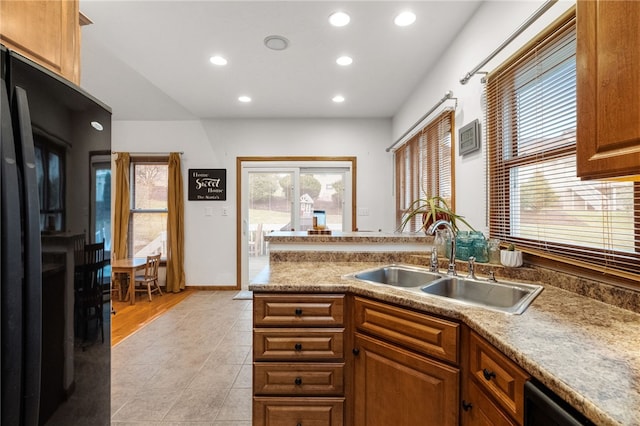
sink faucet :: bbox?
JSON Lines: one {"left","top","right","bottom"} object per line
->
{"left": 426, "top": 219, "right": 457, "bottom": 276}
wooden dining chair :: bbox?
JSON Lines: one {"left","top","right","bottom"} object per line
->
{"left": 75, "top": 240, "right": 105, "bottom": 344}
{"left": 134, "top": 254, "right": 162, "bottom": 302}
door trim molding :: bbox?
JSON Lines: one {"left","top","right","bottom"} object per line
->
{"left": 236, "top": 156, "right": 358, "bottom": 289}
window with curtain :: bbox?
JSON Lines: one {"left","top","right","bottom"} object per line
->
{"left": 395, "top": 110, "right": 453, "bottom": 231}
{"left": 486, "top": 8, "right": 638, "bottom": 281}
{"left": 129, "top": 157, "right": 168, "bottom": 259}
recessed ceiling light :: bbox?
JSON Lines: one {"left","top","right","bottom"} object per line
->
{"left": 329, "top": 11, "right": 350, "bottom": 27}
{"left": 264, "top": 35, "right": 289, "bottom": 51}
{"left": 332, "top": 95, "right": 345, "bottom": 103}
{"left": 90, "top": 121, "right": 103, "bottom": 131}
{"left": 238, "top": 96, "right": 252, "bottom": 103}
{"left": 336, "top": 56, "right": 353, "bottom": 66}
{"left": 210, "top": 55, "right": 228, "bottom": 66}
{"left": 394, "top": 11, "right": 416, "bottom": 27}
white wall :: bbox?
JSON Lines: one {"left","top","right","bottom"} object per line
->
{"left": 393, "top": 0, "right": 575, "bottom": 235}
{"left": 112, "top": 118, "right": 392, "bottom": 286}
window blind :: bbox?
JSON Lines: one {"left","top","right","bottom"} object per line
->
{"left": 485, "top": 9, "right": 639, "bottom": 280}
{"left": 395, "top": 110, "right": 453, "bottom": 232}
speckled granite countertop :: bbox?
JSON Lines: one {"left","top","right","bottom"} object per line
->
{"left": 250, "top": 261, "right": 640, "bottom": 426}
{"left": 265, "top": 230, "right": 429, "bottom": 244}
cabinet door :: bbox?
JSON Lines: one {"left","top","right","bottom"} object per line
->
{"left": 353, "top": 333, "right": 459, "bottom": 426}
{"left": 462, "top": 379, "right": 517, "bottom": 426}
{"left": 0, "top": 0, "right": 80, "bottom": 84}
{"left": 577, "top": 0, "right": 640, "bottom": 179}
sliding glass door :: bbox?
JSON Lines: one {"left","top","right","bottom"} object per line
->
{"left": 241, "top": 161, "right": 352, "bottom": 288}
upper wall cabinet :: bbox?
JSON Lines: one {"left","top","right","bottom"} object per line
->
{"left": 0, "top": 0, "right": 81, "bottom": 84}
{"left": 577, "top": 0, "right": 640, "bottom": 180}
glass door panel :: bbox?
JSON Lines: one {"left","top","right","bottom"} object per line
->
{"left": 247, "top": 171, "right": 294, "bottom": 284}
{"left": 242, "top": 162, "right": 352, "bottom": 288}
{"left": 299, "top": 170, "right": 345, "bottom": 232}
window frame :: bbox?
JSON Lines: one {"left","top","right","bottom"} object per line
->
{"left": 128, "top": 156, "right": 169, "bottom": 260}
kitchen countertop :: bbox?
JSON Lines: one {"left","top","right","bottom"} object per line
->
{"left": 250, "top": 260, "right": 640, "bottom": 426}
{"left": 265, "top": 230, "right": 429, "bottom": 244}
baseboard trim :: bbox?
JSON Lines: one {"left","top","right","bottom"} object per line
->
{"left": 186, "top": 285, "right": 239, "bottom": 291}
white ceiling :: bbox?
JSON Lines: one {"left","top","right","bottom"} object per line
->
{"left": 79, "top": 1, "right": 483, "bottom": 121}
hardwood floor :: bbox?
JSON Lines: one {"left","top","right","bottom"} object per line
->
{"left": 111, "top": 289, "right": 193, "bottom": 346}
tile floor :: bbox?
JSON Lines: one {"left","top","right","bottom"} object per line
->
{"left": 111, "top": 291, "right": 253, "bottom": 425}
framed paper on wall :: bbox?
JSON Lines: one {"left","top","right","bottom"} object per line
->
{"left": 458, "top": 119, "right": 481, "bottom": 156}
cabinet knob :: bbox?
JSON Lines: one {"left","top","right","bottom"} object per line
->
{"left": 352, "top": 348, "right": 360, "bottom": 356}
{"left": 297, "top": 423, "right": 302, "bottom": 426}
{"left": 482, "top": 368, "right": 496, "bottom": 381}
{"left": 294, "top": 343, "right": 303, "bottom": 351}
{"left": 295, "top": 308, "right": 303, "bottom": 316}
{"left": 462, "top": 400, "right": 473, "bottom": 411}
{"left": 294, "top": 377, "right": 302, "bottom": 385}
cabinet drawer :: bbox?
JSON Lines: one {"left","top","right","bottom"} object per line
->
{"left": 254, "top": 294, "right": 345, "bottom": 327}
{"left": 469, "top": 331, "right": 530, "bottom": 425}
{"left": 254, "top": 362, "right": 344, "bottom": 396}
{"left": 254, "top": 328, "right": 344, "bottom": 361}
{"left": 254, "top": 397, "right": 344, "bottom": 426}
{"left": 354, "top": 296, "right": 459, "bottom": 364}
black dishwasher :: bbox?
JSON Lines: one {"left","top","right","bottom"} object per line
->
{"left": 524, "top": 379, "right": 595, "bottom": 426}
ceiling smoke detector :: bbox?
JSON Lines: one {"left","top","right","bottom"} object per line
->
{"left": 264, "top": 35, "right": 289, "bottom": 51}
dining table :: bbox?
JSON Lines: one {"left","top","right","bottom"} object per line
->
{"left": 111, "top": 257, "right": 147, "bottom": 305}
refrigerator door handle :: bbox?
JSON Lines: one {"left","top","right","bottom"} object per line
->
{"left": 14, "top": 86, "right": 43, "bottom": 426}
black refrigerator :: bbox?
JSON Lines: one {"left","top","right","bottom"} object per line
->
{"left": 1, "top": 45, "right": 111, "bottom": 425}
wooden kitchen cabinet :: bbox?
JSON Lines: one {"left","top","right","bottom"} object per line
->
{"left": 253, "top": 293, "right": 347, "bottom": 425}
{"left": 461, "top": 329, "right": 530, "bottom": 426}
{"left": 463, "top": 379, "right": 517, "bottom": 426}
{"left": 576, "top": 0, "right": 640, "bottom": 179}
{"left": 352, "top": 297, "right": 460, "bottom": 426}
{"left": 0, "top": 0, "right": 81, "bottom": 84}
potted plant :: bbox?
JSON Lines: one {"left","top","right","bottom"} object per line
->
{"left": 398, "top": 195, "right": 475, "bottom": 234}
{"left": 500, "top": 243, "right": 523, "bottom": 267}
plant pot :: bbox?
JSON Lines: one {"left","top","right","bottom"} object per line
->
{"left": 500, "top": 250, "right": 523, "bottom": 267}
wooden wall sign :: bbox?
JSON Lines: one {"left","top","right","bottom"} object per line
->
{"left": 188, "top": 169, "right": 226, "bottom": 201}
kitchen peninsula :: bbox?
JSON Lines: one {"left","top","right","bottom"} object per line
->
{"left": 252, "top": 232, "right": 640, "bottom": 426}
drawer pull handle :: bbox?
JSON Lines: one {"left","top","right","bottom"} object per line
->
{"left": 352, "top": 348, "right": 360, "bottom": 356}
{"left": 482, "top": 368, "right": 496, "bottom": 381}
{"left": 294, "top": 308, "right": 303, "bottom": 315}
{"left": 294, "top": 377, "right": 302, "bottom": 385}
{"left": 294, "top": 343, "right": 303, "bottom": 351}
{"left": 297, "top": 423, "right": 302, "bottom": 426}
{"left": 462, "top": 400, "right": 473, "bottom": 411}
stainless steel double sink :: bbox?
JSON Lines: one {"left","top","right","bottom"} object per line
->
{"left": 343, "top": 264, "right": 543, "bottom": 315}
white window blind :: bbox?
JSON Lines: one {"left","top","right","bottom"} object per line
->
{"left": 486, "top": 9, "right": 639, "bottom": 280}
